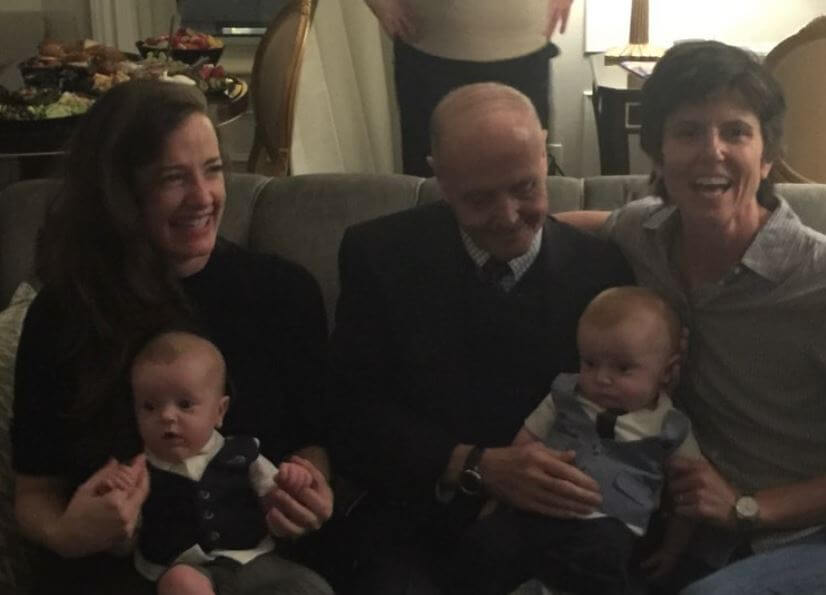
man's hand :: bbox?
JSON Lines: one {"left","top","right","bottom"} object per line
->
{"left": 480, "top": 442, "right": 601, "bottom": 517}
{"left": 364, "top": 0, "right": 417, "bottom": 42}
{"left": 56, "top": 455, "right": 149, "bottom": 557}
{"left": 546, "top": 0, "right": 574, "bottom": 38}
{"left": 262, "top": 455, "right": 333, "bottom": 539}
{"left": 668, "top": 455, "right": 739, "bottom": 528}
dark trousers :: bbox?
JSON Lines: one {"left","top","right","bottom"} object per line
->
{"left": 30, "top": 548, "right": 153, "bottom": 595}
{"left": 325, "top": 492, "right": 486, "bottom": 595}
{"left": 444, "top": 506, "right": 643, "bottom": 595}
{"left": 393, "top": 41, "right": 559, "bottom": 177}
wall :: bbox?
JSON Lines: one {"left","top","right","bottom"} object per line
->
{"left": 43, "top": 0, "right": 90, "bottom": 39}
{"left": 557, "top": 0, "right": 825, "bottom": 176}
{"left": 2, "top": 0, "right": 41, "bottom": 10}
{"left": 2, "top": 1, "right": 823, "bottom": 178}
{"left": 0, "top": 0, "right": 89, "bottom": 38}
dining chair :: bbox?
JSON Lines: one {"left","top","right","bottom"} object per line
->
{"left": 764, "top": 16, "right": 826, "bottom": 183}
{"left": 247, "top": 0, "right": 317, "bottom": 176}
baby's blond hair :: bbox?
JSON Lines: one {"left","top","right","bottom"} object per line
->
{"left": 131, "top": 330, "right": 227, "bottom": 395}
{"left": 579, "top": 286, "right": 681, "bottom": 353}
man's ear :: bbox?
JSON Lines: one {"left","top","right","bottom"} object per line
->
{"left": 216, "top": 395, "right": 230, "bottom": 428}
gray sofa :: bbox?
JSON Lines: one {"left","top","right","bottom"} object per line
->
{"left": 1, "top": 172, "right": 826, "bottom": 592}
{"left": 0, "top": 172, "right": 656, "bottom": 318}
{"left": 5, "top": 172, "right": 826, "bottom": 317}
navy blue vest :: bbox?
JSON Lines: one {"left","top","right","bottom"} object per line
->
{"left": 139, "top": 436, "right": 269, "bottom": 565}
{"left": 545, "top": 374, "right": 691, "bottom": 531}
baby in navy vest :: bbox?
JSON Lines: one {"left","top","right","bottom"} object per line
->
{"left": 105, "top": 330, "right": 330, "bottom": 595}
{"left": 451, "top": 286, "right": 701, "bottom": 595}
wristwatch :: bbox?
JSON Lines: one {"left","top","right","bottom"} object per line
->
{"left": 458, "top": 446, "right": 486, "bottom": 496}
{"left": 734, "top": 495, "right": 760, "bottom": 531}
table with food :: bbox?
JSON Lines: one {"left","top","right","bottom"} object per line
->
{"left": 0, "top": 29, "right": 246, "bottom": 157}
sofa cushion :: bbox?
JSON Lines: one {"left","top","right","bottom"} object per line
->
{"left": 0, "top": 282, "right": 37, "bottom": 594}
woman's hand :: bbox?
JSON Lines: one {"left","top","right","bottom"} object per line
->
{"left": 546, "top": 0, "right": 574, "bottom": 37}
{"left": 668, "top": 455, "right": 738, "bottom": 528}
{"left": 480, "top": 442, "right": 601, "bottom": 518}
{"left": 364, "top": 0, "right": 417, "bottom": 42}
{"left": 262, "top": 455, "right": 333, "bottom": 538}
{"left": 57, "top": 455, "right": 149, "bottom": 557}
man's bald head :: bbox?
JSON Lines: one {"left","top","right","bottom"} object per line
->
{"left": 429, "top": 82, "right": 543, "bottom": 162}
{"left": 426, "top": 83, "right": 549, "bottom": 263}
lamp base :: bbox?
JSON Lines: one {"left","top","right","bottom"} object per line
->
{"left": 604, "top": 43, "right": 664, "bottom": 65}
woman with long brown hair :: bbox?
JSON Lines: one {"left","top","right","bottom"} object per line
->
{"left": 12, "top": 80, "right": 333, "bottom": 594}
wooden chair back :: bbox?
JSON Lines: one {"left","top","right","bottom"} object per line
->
{"left": 247, "top": 0, "right": 317, "bottom": 176}
{"left": 765, "top": 17, "right": 826, "bottom": 183}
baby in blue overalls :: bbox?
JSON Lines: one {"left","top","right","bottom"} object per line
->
{"left": 452, "top": 286, "right": 701, "bottom": 595}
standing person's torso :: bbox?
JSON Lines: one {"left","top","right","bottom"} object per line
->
{"left": 408, "top": 0, "right": 549, "bottom": 61}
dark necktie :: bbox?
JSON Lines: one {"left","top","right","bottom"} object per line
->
{"left": 480, "top": 258, "right": 512, "bottom": 289}
{"left": 595, "top": 408, "right": 627, "bottom": 439}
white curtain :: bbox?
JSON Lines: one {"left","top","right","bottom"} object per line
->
{"left": 291, "top": 0, "right": 400, "bottom": 174}
{"left": 88, "top": 0, "right": 173, "bottom": 52}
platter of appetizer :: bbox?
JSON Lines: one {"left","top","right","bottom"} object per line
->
{"left": 0, "top": 36, "right": 244, "bottom": 154}
{"left": 136, "top": 27, "right": 224, "bottom": 64}
{"left": 2, "top": 37, "right": 238, "bottom": 123}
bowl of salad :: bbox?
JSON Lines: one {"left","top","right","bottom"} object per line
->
{"left": 137, "top": 28, "right": 224, "bottom": 65}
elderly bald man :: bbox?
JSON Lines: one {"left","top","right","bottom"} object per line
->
{"left": 326, "top": 82, "right": 633, "bottom": 594}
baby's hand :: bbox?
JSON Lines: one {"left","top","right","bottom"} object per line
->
{"left": 93, "top": 458, "right": 142, "bottom": 496}
{"left": 276, "top": 461, "right": 313, "bottom": 497}
{"left": 640, "top": 547, "right": 680, "bottom": 581}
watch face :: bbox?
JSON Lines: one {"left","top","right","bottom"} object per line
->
{"left": 736, "top": 496, "right": 759, "bottom": 520}
{"left": 459, "top": 468, "right": 483, "bottom": 496}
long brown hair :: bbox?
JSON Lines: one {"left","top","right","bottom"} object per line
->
{"left": 36, "top": 80, "right": 219, "bottom": 417}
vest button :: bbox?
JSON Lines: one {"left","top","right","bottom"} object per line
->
{"left": 209, "top": 530, "right": 220, "bottom": 542}
{"left": 198, "top": 490, "right": 211, "bottom": 500}
{"left": 203, "top": 510, "right": 215, "bottom": 520}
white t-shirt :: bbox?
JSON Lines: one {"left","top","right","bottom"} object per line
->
{"left": 408, "top": 0, "right": 549, "bottom": 61}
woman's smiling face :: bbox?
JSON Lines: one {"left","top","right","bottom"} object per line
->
{"left": 139, "top": 113, "right": 226, "bottom": 277}
{"left": 659, "top": 89, "right": 773, "bottom": 226}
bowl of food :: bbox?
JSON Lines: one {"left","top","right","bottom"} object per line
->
{"left": 18, "top": 39, "right": 128, "bottom": 93}
{"left": 137, "top": 28, "right": 224, "bottom": 65}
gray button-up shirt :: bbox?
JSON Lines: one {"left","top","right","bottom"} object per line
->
{"left": 604, "top": 196, "right": 826, "bottom": 497}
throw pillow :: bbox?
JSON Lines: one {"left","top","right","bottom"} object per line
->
{"left": 0, "top": 282, "right": 37, "bottom": 594}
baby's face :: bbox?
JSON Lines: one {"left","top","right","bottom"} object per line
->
{"left": 133, "top": 353, "right": 228, "bottom": 463}
{"left": 577, "top": 316, "right": 672, "bottom": 412}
